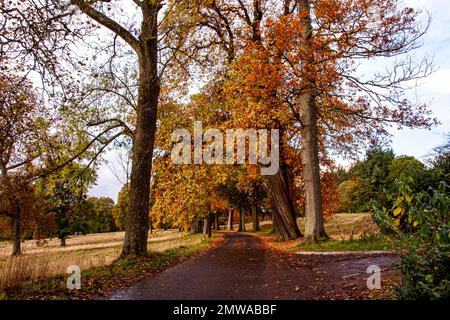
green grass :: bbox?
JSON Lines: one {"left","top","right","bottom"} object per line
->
{"left": 297, "top": 235, "right": 396, "bottom": 252}
{"left": 246, "top": 225, "right": 274, "bottom": 236}
{"left": 0, "top": 235, "right": 215, "bottom": 300}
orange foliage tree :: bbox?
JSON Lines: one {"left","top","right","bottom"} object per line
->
{"left": 193, "top": 0, "right": 436, "bottom": 242}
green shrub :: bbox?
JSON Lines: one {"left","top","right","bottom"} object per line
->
{"left": 373, "top": 178, "right": 449, "bottom": 300}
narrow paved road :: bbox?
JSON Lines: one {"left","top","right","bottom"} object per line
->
{"left": 109, "top": 233, "right": 399, "bottom": 300}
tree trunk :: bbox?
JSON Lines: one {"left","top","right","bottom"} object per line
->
{"left": 227, "top": 209, "right": 234, "bottom": 230}
{"left": 121, "top": 4, "right": 161, "bottom": 258}
{"left": 214, "top": 212, "right": 220, "bottom": 230}
{"left": 298, "top": 0, "right": 327, "bottom": 244}
{"left": 11, "top": 208, "right": 21, "bottom": 256}
{"left": 208, "top": 215, "right": 212, "bottom": 238}
{"left": 203, "top": 216, "right": 212, "bottom": 237}
{"left": 60, "top": 237, "right": 66, "bottom": 247}
{"left": 190, "top": 219, "right": 202, "bottom": 234}
{"left": 1, "top": 164, "right": 22, "bottom": 256}
{"left": 252, "top": 201, "right": 260, "bottom": 231}
{"left": 211, "top": 213, "right": 216, "bottom": 230}
{"left": 215, "top": 213, "right": 220, "bottom": 230}
{"left": 121, "top": 70, "right": 159, "bottom": 257}
{"left": 238, "top": 206, "right": 246, "bottom": 232}
{"left": 269, "top": 163, "right": 302, "bottom": 241}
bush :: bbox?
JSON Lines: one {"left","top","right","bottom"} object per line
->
{"left": 373, "top": 178, "right": 449, "bottom": 300}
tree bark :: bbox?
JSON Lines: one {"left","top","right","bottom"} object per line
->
{"left": 121, "top": 3, "right": 161, "bottom": 258}
{"left": 227, "top": 209, "right": 234, "bottom": 230}
{"left": 203, "top": 217, "right": 207, "bottom": 234}
{"left": 203, "top": 216, "right": 212, "bottom": 237}
{"left": 269, "top": 163, "right": 302, "bottom": 241}
{"left": 297, "top": 0, "right": 327, "bottom": 244}
{"left": 215, "top": 213, "right": 221, "bottom": 230}
{"left": 11, "top": 208, "right": 21, "bottom": 256}
{"left": 1, "top": 163, "right": 22, "bottom": 256}
{"left": 211, "top": 213, "right": 216, "bottom": 230}
{"left": 190, "top": 219, "right": 202, "bottom": 234}
{"left": 238, "top": 206, "right": 246, "bottom": 232}
{"left": 252, "top": 201, "right": 260, "bottom": 231}
{"left": 208, "top": 215, "right": 212, "bottom": 238}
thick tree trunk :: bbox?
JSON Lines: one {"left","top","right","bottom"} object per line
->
{"left": 121, "top": 7, "right": 161, "bottom": 257}
{"left": 238, "top": 206, "right": 246, "bottom": 232}
{"left": 227, "top": 209, "right": 234, "bottom": 230}
{"left": 203, "top": 216, "right": 212, "bottom": 237}
{"left": 252, "top": 201, "right": 260, "bottom": 231}
{"left": 298, "top": 0, "right": 327, "bottom": 244}
{"left": 269, "top": 163, "right": 302, "bottom": 241}
{"left": 60, "top": 237, "right": 66, "bottom": 247}
{"left": 300, "top": 93, "right": 326, "bottom": 243}
{"left": 11, "top": 208, "right": 21, "bottom": 256}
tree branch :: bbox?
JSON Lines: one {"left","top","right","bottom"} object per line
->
{"left": 71, "top": 0, "right": 141, "bottom": 54}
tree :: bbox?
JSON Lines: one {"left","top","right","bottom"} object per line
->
{"left": 227, "top": 208, "right": 234, "bottom": 231}
{"left": 86, "top": 197, "right": 116, "bottom": 233}
{"left": 337, "top": 180, "right": 360, "bottom": 213}
{"left": 2, "top": 0, "right": 200, "bottom": 257}
{"left": 239, "top": 0, "right": 436, "bottom": 242}
{"left": 196, "top": 0, "right": 434, "bottom": 242}
{"left": 37, "top": 163, "right": 97, "bottom": 245}
{"left": 66, "top": 0, "right": 204, "bottom": 257}
{"left": 428, "top": 135, "right": 450, "bottom": 186}
{"left": 186, "top": 0, "right": 302, "bottom": 241}
{"left": 388, "top": 156, "right": 432, "bottom": 193}
{"left": 352, "top": 147, "right": 395, "bottom": 210}
{"left": 0, "top": 75, "right": 55, "bottom": 255}
{"left": 71, "top": 0, "right": 161, "bottom": 256}
{"left": 112, "top": 184, "right": 129, "bottom": 231}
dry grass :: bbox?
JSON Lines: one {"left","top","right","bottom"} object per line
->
{"left": 0, "top": 230, "right": 205, "bottom": 290}
{"left": 310, "top": 213, "right": 379, "bottom": 240}
{"left": 0, "top": 254, "right": 52, "bottom": 290}
{"left": 255, "top": 213, "right": 383, "bottom": 252}
{"left": 256, "top": 213, "right": 379, "bottom": 240}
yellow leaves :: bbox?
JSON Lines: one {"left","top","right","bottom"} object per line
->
{"left": 393, "top": 207, "right": 403, "bottom": 217}
{"left": 404, "top": 193, "right": 413, "bottom": 204}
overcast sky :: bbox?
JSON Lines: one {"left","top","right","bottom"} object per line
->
{"left": 89, "top": 0, "right": 450, "bottom": 202}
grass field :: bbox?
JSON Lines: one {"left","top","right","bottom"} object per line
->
{"left": 253, "top": 213, "right": 394, "bottom": 252}
{"left": 0, "top": 230, "right": 210, "bottom": 292}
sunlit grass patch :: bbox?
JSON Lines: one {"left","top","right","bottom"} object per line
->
{"left": 297, "top": 235, "right": 396, "bottom": 252}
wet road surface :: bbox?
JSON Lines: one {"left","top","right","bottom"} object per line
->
{"left": 109, "top": 233, "right": 399, "bottom": 300}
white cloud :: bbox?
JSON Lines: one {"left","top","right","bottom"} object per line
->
{"left": 422, "top": 69, "right": 450, "bottom": 95}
